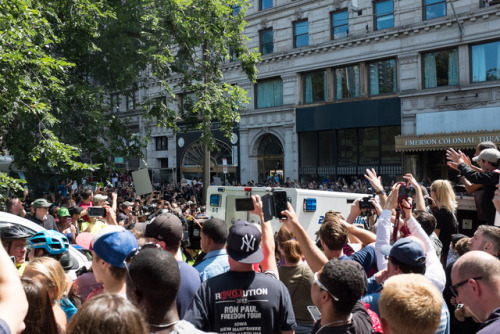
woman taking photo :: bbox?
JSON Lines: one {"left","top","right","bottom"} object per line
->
{"left": 430, "top": 179, "right": 458, "bottom": 266}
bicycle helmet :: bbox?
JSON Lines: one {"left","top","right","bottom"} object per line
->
{"left": 29, "top": 230, "right": 69, "bottom": 255}
{"left": 1, "top": 226, "right": 33, "bottom": 243}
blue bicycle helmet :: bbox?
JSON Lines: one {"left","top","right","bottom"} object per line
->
{"left": 29, "top": 230, "right": 69, "bottom": 255}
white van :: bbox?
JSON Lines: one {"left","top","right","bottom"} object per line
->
{"left": 206, "top": 186, "right": 368, "bottom": 240}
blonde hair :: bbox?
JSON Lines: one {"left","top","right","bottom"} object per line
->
{"left": 379, "top": 274, "right": 442, "bottom": 334}
{"left": 431, "top": 179, "right": 457, "bottom": 213}
{"left": 23, "top": 257, "right": 67, "bottom": 301}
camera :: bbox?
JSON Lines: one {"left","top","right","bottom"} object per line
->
{"left": 359, "top": 197, "right": 375, "bottom": 210}
{"left": 88, "top": 206, "right": 106, "bottom": 217}
{"left": 398, "top": 182, "right": 410, "bottom": 201}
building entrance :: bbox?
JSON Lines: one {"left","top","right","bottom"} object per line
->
{"left": 257, "top": 134, "right": 284, "bottom": 183}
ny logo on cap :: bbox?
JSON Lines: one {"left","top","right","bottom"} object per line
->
{"left": 241, "top": 234, "right": 256, "bottom": 252}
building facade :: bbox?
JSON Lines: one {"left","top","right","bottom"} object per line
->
{"left": 113, "top": 0, "right": 500, "bottom": 185}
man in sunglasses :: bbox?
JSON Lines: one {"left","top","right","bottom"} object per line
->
{"left": 451, "top": 251, "right": 500, "bottom": 334}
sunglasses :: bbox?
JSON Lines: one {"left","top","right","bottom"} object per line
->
{"left": 449, "top": 276, "right": 482, "bottom": 297}
{"left": 314, "top": 272, "right": 339, "bottom": 301}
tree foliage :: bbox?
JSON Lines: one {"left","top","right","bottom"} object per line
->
{"left": 0, "top": 0, "right": 258, "bottom": 195}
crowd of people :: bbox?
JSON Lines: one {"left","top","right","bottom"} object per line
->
{"left": 1, "top": 141, "right": 500, "bottom": 334}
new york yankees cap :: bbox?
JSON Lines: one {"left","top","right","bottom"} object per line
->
{"left": 227, "top": 220, "right": 263, "bottom": 264}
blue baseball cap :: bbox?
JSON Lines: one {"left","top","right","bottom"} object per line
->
{"left": 91, "top": 226, "right": 138, "bottom": 268}
{"left": 380, "top": 238, "right": 426, "bottom": 267}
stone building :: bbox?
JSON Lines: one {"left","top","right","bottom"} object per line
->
{"left": 113, "top": 0, "right": 500, "bottom": 184}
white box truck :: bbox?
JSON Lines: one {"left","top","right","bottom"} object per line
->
{"left": 206, "top": 186, "right": 368, "bottom": 241}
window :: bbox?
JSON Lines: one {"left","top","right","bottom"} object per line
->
{"left": 332, "top": 10, "right": 349, "bottom": 39}
{"left": 294, "top": 20, "right": 309, "bottom": 48}
{"left": 156, "top": 137, "right": 168, "bottom": 151}
{"left": 303, "top": 70, "right": 326, "bottom": 103}
{"left": 318, "top": 131, "right": 335, "bottom": 166}
{"left": 159, "top": 158, "right": 169, "bottom": 169}
{"left": 260, "top": 0, "right": 272, "bottom": 10}
{"left": 369, "top": 59, "right": 397, "bottom": 95}
{"left": 181, "top": 93, "right": 197, "bottom": 114}
{"left": 300, "top": 132, "right": 318, "bottom": 167}
{"left": 380, "top": 126, "right": 400, "bottom": 164}
{"left": 232, "top": 5, "right": 241, "bottom": 15}
{"left": 335, "top": 65, "right": 360, "bottom": 99}
{"left": 423, "top": 48, "right": 458, "bottom": 88}
{"left": 126, "top": 91, "right": 137, "bottom": 111}
{"left": 338, "top": 129, "right": 357, "bottom": 165}
{"left": 359, "top": 128, "right": 379, "bottom": 164}
{"left": 481, "top": 0, "right": 500, "bottom": 8}
{"left": 256, "top": 78, "right": 283, "bottom": 109}
{"left": 260, "top": 29, "right": 273, "bottom": 55}
{"left": 472, "top": 41, "right": 500, "bottom": 82}
{"left": 424, "top": 0, "right": 446, "bottom": 20}
{"left": 374, "top": 0, "right": 394, "bottom": 30}
{"left": 110, "top": 93, "right": 120, "bottom": 111}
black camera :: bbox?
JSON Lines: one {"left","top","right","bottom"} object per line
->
{"left": 359, "top": 197, "right": 375, "bottom": 210}
{"left": 398, "top": 182, "right": 410, "bottom": 201}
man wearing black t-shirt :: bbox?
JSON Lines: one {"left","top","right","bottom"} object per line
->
{"left": 311, "top": 260, "right": 373, "bottom": 334}
{"left": 184, "top": 219, "right": 296, "bottom": 334}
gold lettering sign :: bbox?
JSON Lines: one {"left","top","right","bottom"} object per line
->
{"left": 395, "top": 131, "right": 500, "bottom": 152}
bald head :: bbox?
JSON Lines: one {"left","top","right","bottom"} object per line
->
{"left": 453, "top": 251, "right": 500, "bottom": 283}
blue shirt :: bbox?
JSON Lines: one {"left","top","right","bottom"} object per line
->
{"left": 194, "top": 249, "right": 230, "bottom": 282}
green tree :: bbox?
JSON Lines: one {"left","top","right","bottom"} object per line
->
{"left": 0, "top": 0, "right": 259, "bottom": 198}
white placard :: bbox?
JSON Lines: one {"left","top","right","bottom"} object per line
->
{"left": 132, "top": 169, "right": 153, "bottom": 196}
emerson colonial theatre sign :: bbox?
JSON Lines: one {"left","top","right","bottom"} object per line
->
{"left": 395, "top": 130, "right": 500, "bottom": 152}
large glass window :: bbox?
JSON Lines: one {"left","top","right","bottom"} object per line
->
{"left": 256, "top": 78, "right": 283, "bottom": 109}
{"left": 374, "top": 0, "right": 394, "bottom": 30}
{"left": 156, "top": 137, "right": 168, "bottom": 151}
{"left": 303, "top": 70, "right": 326, "bottom": 104}
{"left": 381, "top": 126, "right": 400, "bottom": 164}
{"left": 369, "top": 59, "right": 397, "bottom": 95}
{"left": 319, "top": 131, "right": 335, "bottom": 166}
{"left": 260, "top": 0, "right": 272, "bottom": 10}
{"left": 472, "top": 41, "right": 500, "bottom": 82}
{"left": 126, "top": 91, "right": 137, "bottom": 111}
{"left": 110, "top": 93, "right": 120, "bottom": 111}
{"left": 300, "top": 132, "right": 317, "bottom": 167}
{"left": 338, "top": 129, "right": 357, "bottom": 165}
{"left": 332, "top": 10, "right": 349, "bottom": 39}
{"left": 294, "top": 20, "right": 309, "bottom": 48}
{"left": 260, "top": 28, "right": 274, "bottom": 55}
{"left": 480, "top": 0, "right": 500, "bottom": 7}
{"left": 423, "top": 48, "right": 458, "bottom": 88}
{"left": 359, "top": 128, "right": 379, "bottom": 164}
{"left": 424, "top": 0, "right": 446, "bottom": 20}
{"left": 335, "top": 65, "right": 360, "bottom": 99}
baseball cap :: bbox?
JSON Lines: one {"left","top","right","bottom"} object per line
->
{"left": 380, "top": 238, "right": 426, "bottom": 267}
{"left": 93, "top": 194, "right": 108, "bottom": 202}
{"left": 88, "top": 225, "right": 138, "bottom": 268}
{"left": 57, "top": 207, "right": 70, "bottom": 217}
{"left": 32, "top": 198, "right": 51, "bottom": 209}
{"left": 144, "top": 213, "right": 183, "bottom": 245}
{"left": 68, "top": 206, "right": 83, "bottom": 216}
{"left": 226, "top": 220, "right": 263, "bottom": 264}
{"left": 472, "top": 148, "right": 500, "bottom": 164}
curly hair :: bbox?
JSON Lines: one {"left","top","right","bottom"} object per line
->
{"left": 320, "top": 260, "right": 367, "bottom": 315}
